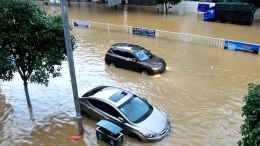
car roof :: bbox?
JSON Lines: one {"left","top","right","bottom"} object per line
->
{"left": 84, "top": 86, "right": 133, "bottom": 107}
{"left": 110, "top": 43, "right": 142, "bottom": 52}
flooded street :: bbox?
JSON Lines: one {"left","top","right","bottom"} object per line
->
{"left": 1, "top": 2, "right": 260, "bottom": 146}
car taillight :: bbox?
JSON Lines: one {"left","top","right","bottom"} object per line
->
{"left": 105, "top": 53, "right": 107, "bottom": 56}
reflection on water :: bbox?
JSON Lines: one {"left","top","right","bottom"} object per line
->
{"left": 1, "top": 2, "right": 260, "bottom": 146}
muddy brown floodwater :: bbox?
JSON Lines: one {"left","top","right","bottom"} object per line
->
{"left": 1, "top": 2, "right": 260, "bottom": 146}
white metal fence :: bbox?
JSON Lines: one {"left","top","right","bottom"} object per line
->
{"left": 70, "top": 19, "right": 225, "bottom": 48}
{"left": 86, "top": 21, "right": 133, "bottom": 34}
{"left": 155, "top": 30, "right": 224, "bottom": 48}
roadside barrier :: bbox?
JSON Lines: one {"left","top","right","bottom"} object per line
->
{"left": 70, "top": 19, "right": 259, "bottom": 54}
{"left": 155, "top": 30, "right": 224, "bottom": 48}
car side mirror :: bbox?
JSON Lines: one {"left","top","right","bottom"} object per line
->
{"left": 118, "top": 117, "right": 124, "bottom": 123}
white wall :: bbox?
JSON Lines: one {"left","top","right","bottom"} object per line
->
{"left": 171, "top": 1, "right": 215, "bottom": 12}
{"left": 255, "top": 9, "right": 260, "bottom": 17}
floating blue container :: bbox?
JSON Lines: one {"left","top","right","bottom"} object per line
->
{"left": 96, "top": 120, "right": 123, "bottom": 146}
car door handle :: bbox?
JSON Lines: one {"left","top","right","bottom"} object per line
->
{"left": 104, "top": 116, "right": 109, "bottom": 120}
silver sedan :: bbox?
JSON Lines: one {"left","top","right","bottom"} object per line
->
{"left": 79, "top": 86, "right": 170, "bottom": 142}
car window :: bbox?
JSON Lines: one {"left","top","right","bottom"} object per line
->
{"left": 107, "top": 106, "right": 121, "bottom": 118}
{"left": 112, "top": 50, "right": 125, "bottom": 57}
{"left": 125, "top": 52, "right": 136, "bottom": 58}
{"left": 112, "top": 50, "right": 135, "bottom": 59}
{"left": 88, "top": 99, "right": 122, "bottom": 118}
{"left": 88, "top": 99, "right": 108, "bottom": 112}
{"left": 118, "top": 95, "right": 152, "bottom": 123}
{"left": 134, "top": 48, "right": 153, "bottom": 61}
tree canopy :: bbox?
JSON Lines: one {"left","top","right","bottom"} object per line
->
{"left": 0, "top": 0, "right": 76, "bottom": 107}
{"left": 155, "top": 0, "right": 182, "bottom": 15}
{"left": 238, "top": 83, "right": 260, "bottom": 146}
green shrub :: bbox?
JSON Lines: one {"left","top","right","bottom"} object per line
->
{"left": 238, "top": 83, "right": 260, "bottom": 146}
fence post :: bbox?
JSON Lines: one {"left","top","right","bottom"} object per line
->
{"left": 186, "top": 33, "right": 189, "bottom": 43}
{"left": 155, "top": 29, "right": 158, "bottom": 38}
{"left": 221, "top": 38, "right": 224, "bottom": 48}
{"left": 88, "top": 21, "right": 91, "bottom": 29}
{"left": 130, "top": 26, "right": 133, "bottom": 35}
{"left": 108, "top": 23, "right": 110, "bottom": 31}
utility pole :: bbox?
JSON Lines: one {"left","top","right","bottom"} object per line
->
{"left": 60, "top": 0, "right": 84, "bottom": 134}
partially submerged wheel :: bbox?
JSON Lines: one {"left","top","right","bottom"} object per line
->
{"left": 141, "top": 70, "right": 149, "bottom": 75}
{"left": 109, "top": 62, "right": 116, "bottom": 67}
{"left": 129, "top": 134, "right": 142, "bottom": 142}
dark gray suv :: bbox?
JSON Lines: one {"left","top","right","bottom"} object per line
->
{"left": 104, "top": 43, "right": 167, "bottom": 76}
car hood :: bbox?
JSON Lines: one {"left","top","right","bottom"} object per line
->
{"left": 135, "top": 107, "right": 167, "bottom": 133}
{"left": 140, "top": 56, "right": 165, "bottom": 68}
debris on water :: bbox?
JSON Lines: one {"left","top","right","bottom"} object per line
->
{"left": 211, "top": 66, "right": 213, "bottom": 68}
{"left": 211, "top": 74, "right": 215, "bottom": 76}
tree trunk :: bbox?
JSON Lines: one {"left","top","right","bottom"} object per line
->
{"left": 165, "top": 3, "right": 168, "bottom": 15}
{"left": 23, "top": 80, "right": 32, "bottom": 107}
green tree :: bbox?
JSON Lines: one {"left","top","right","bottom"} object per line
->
{"left": 155, "top": 0, "right": 181, "bottom": 15}
{"left": 0, "top": 0, "right": 76, "bottom": 107}
{"left": 238, "top": 83, "right": 260, "bottom": 146}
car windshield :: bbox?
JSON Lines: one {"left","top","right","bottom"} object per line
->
{"left": 118, "top": 95, "right": 152, "bottom": 123}
{"left": 134, "top": 48, "right": 153, "bottom": 61}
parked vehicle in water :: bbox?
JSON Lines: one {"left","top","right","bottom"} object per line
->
{"left": 204, "top": 2, "right": 255, "bottom": 25}
{"left": 79, "top": 86, "right": 170, "bottom": 142}
{"left": 204, "top": 6, "right": 216, "bottom": 21}
{"left": 104, "top": 43, "right": 167, "bottom": 76}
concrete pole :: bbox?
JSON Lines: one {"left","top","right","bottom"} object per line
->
{"left": 60, "top": 0, "right": 84, "bottom": 135}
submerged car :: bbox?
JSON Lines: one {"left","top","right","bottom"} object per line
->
{"left": 79, "top": 86, "right": 170, "bottom": 142}
{"left": 104, "top": 43, "right": 167, "bottom": 76}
